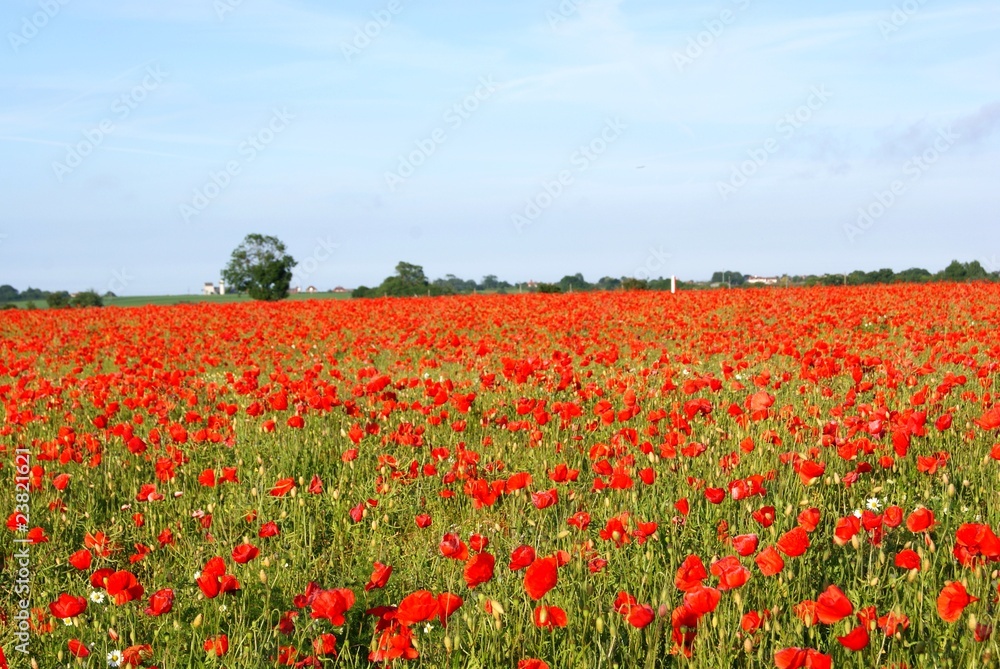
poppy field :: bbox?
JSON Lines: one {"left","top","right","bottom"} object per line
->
{"left": 4, "top": 284, "right": 1000, "bottom": 668}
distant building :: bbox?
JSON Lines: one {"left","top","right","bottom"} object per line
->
{"left": 306, "top": 286, "right": 317, "bottom": 293}
{"left": 746, "top": 276, "right": 779, "bottom": 285}
{"left": 332, "top": 286, "right": 348, "bottom": 293}
{"left": 203, "top": 279, "right": 226, "bottom": 295}
{"left": 289, "top": 286, "right": 300, "bottom": 294}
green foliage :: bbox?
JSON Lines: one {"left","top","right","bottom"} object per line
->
{"left": 620, "top": 277, "right": 649, "bottom": 291}
{"left": 70, "top": 290, "right": 104, "bottom": 308}
{"left": 939, "top": 260, "right": 988, "bottom": 282}
{"left": 710, "top": 271, "right": 746, "bottom": 286}
{"left": 222, "top": 234, "right": 297, "bottom": 301}
{"left": 46, "top": 291, "right": 70, "bottom": 308}
{"left": 536, "top": 282, "right": 562, "bottom": 293}
{"left": 558, "top": 273, "right": 591, "bottom": 292}
{"left": 0, "top": 284, "right": 18, "bottom": 303}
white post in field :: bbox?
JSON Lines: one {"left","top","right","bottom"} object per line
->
{"left": 671, "top": 276, "right": 676, "bottom": 294}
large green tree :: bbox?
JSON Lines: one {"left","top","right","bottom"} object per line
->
{"left": 222, "top": 234, "right": 297, "bottom": 301}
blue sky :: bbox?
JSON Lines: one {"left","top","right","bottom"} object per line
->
{"left": 1, "top": 0, "right": 998, "bottom": 294}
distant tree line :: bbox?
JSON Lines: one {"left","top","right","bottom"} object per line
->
{"left": 0, "top": 285, "right": 105, "bottom": 309}
{"left": 712, "top": 261, "right": 996, "bottom": 287}
{"left": 351, "top": 263, "right": 691, "bottom": 297}
{"left": 352, "top": 259, "right": 998, "bottom": 299}
{"left": 709, "top": 260, "right": 996, "bottom": 288}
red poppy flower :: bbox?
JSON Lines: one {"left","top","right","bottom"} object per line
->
{"left": 894, "top": 549, "right": 921, "bottom": 570}
{"left": 531, "top": 488, "right": 558, "bottom": 509}
{"left": 106, "top": 570, "right": 144, "bottom": 605}
{"left": 68, "top": 549, "right": 92, "bottom": 570}
{"left": 313, "top": 633, "right": 337, "bottom": 657}
{"left": 310, "top": 588, "right": 355, "bottom": 626}
{"left": 67, "top": 639, "right": 90, "bottom": 658}
{"left": 308, "top": 474, "right": 324, "bottom": 494}
{"left": 232, "top": 543, "right": 260, "bottom": 564}
{"left": 145, "top": 588, "right": 174, "bottom": 616}
{"left": 732, "top": 534, "right": 759, "bottom": 556}
{"left": 837, "top": 625, "right": 869, "bottom": 651}
{"left": 509, "top": 545, "right": 536, "bottom": 571}
{"left": 49, "top": 593, "right": 87, "bottom": 619}
{"left": 797, "top": 507, "right": 820, "bottom": 532}
{"left": 711, "top": 556, "right": 750, "bottom": 591}
{"left": 365, "top": 562, "right": 393, "bottom": 592}
{"left": 906, "top": 508, "right": 935, "bottom": 533}
{"left": 566, "top": 511, "right": 591, "bottom": 530}
{"left": 414, "top": 513, "right": 432, "bottom": 528}
{"left": 774, "top": 647, "right": 831, "bottom": 669}
{"left": 437, "top": 592, "right": 463, "bottom": 625}
{"left": 752, "top": 506, "right": 776, "bottom": 528}
{"left": 682, "top": 585, "right": 721, "bottom": 616}
{"left": 533, "top": 605, "right": 568, "bottom": 629}
{"left": 270, "top": 477, "right": 296, "bottom": 497}
{"left": 524, "top": 556, "right": 558, "bottom": 600}
{"left": 395, "top": 590, "right": 439, "bottom": 627}
{"left": 937, "top": 581, "right": 978, "bottom": 623}
{"left": 814, "top": 585, "right": 852, "bottom": 624}
{"left": 776, "top": 527, "right": 810, "bottom": 557}
{"left": 518, "top": 660, "right": 550, "bottom": 669}
{"left": 675, "top": 554, "right": 707, "bottom": 591}
{"left": 464, "top": 552, "right": 496, "bottom": 589}
{"left": 259, "top": 521, "right": 280, "bottom": 538}
{"left": 204, "top": 634, "right": 229, "bottom": 656}
{"left": 975, "top": 405, "right": 1000, "bottom": 430}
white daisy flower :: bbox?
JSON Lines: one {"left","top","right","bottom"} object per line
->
{"left": 866, "top": 497, "right": 882, "bottom": 512}
{"left": 89, "top": 590, "right": 106, "bottom": 604}
{"left": 107, "top": 650, "right": 123, "bottom": 667}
